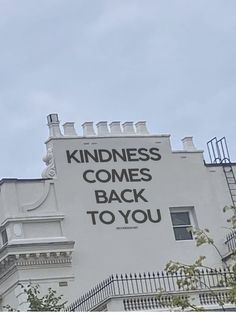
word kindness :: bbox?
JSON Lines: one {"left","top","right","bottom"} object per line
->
{"left": 66, "top": 147, "right": 162, "bottom": 226}
{"left": 66, "top": 147, "right": 161, "bottom": 163}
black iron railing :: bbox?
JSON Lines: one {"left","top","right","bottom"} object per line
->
{"left": 225, "top": 231, "right": 236, "bottom": 253}
{"left": 207, "top": 137, "right": 231, "bottom": 164}
{"left": 207, "top": 137, "right": 236, "bottom": 206}
{"left": 67, "top": 269, "right": 234, "bottom": 312}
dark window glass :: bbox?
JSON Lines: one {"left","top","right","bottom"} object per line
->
{"left": 171, "top": 212, "right": 191, "bottom": 226}
{"left": 173, "top": 226, "right": 193, "bottom": 240}
{"left": 1, "top": 229, "right": 8, "bottom": 245}
{"left": 170, "top": 211, "right": 193, "bottom": 241}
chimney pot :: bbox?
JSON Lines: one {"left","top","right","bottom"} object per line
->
{"left": 47, "top": 113, "right": 62, "bottom": 137}
{"left": 47, "top": 113, "right": 59, "bottom": 124}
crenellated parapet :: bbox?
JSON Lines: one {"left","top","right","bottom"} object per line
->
{"left": 45, "top": 113, "right": 150, "bottom": 138}
{"left": 44, "top": 114, "right": 199, "bottom": 152}
{"left": 42, "top": 114, "right": 201, "bottom": 178}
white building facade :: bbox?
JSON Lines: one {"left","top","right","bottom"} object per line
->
{"left": 0, "top": 114, "right": 235, "bottom": 311}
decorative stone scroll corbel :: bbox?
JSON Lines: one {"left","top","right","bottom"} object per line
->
{"left": 42, "top": 146, "right": 56, "bottom": 178}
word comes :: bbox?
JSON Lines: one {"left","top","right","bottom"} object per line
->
{"left": 83, "top": 168, "right": 152, "bottom": 183}
{"left": 87, "top": 209, "right": 161, "bottom": 225}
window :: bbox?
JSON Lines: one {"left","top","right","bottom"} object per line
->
{"left": 170, "top": 210, "right": 193, "bottom": 241}
{"left": 1, "top": 229, "right": 8, "bottom": 245}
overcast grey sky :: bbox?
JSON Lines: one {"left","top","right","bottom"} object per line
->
{"left": 0, "top": 0, "right": 235, "bottom": 178}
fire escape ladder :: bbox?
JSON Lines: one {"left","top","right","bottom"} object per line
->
{"left": 223, "top": 164, "right": 236, "bottom": 207}
{"left": 207, "top": 137, "right": 236, "bottom": 207}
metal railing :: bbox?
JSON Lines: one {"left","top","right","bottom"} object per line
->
{"left": 225, "top": 231, "right": 236, "bottom": 253}
{"left": 207, "top": 137, "right": 231, "bottom": 164}
{"left": 67, "top": 269, "right": 234, "bottom": 311}
{"left": 207, "top": 137, "right": 236, "bottom": 206}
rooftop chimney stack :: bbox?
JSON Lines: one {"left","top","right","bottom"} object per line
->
{"left": 109, "top": 121, "right": 122, "bottom": 135}
{"left": 82, "top": 122, "right": 96, "bottom": 137}
{"left": 47, "top": 114, "right": 63, "bottom": 137}
{"left": 135, "top": 121, "right": 149, "bottom": 135}
{"left": 63, "top": 122, "right": 77, "bottom": 136}
{"left": 182, "top": 137, "right": 197, "bottom": 151}
{"left": 122, "top": 122, "right": 135, "bottom": 135}
{"left": 97, "top": 121, "right": 110, "bottom": 136}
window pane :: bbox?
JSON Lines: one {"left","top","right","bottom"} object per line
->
{"left": 1, "top": 229, "right": 8, "bottom": 245}
{"left": 173, "top": 227, "right": 193, "bottom": 240}
{"left": 171, "top": 212, "right": 191, "bottom": 226}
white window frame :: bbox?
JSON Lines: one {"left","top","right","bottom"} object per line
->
{"left": 169, "top": 207, "right": 197, "bottom": 241}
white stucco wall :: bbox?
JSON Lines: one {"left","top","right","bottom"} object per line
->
{"left": 0, "top": 117, "right": 235, "bottom": 308}
{"left": 48, "top": 134, "right": 233, "bottom": 302}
